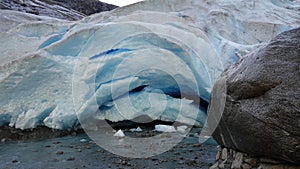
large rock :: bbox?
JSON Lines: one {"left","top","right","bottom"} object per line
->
{"left": 210, "top": 28, "right": 300, "bottom": 164}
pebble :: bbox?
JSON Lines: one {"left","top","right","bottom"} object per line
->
{"left": 1, "top": 138, "right": 6, "bottom": 143}
{"left": 219, "top": 159, "right": 227, "bottom": 168}
{"left": 193, "top": 144, "right": 201, "bottom": 147}
{"left": 121, "top": 160, "right": 127, "bottom": 165}
{"left": 186, "top": 160, "right": 197, "bottom": 166}
{"left": 221, "top": 148, "right": 228, "bottom": 160}
{"left": 231, "top": 152, "right": 243, "bottom": 169}
{"left": 12, "top": 160, "right": 19, "bottom": 163}
{"left": 56, "top": 151, "right": 64, "bottom": 155}
{"left": 52, "top": 158, "right": 59, "bottom": 162}
{"left": 53, "top": 141, "right": 61, "bottom": 144}
{"left": 244, "top": 157, "right": 257, "bottom": 166}
{"left": 66, "top": 157, "right": 75, "bottom": 161}
{"left": 97, "top": 149, "right": 105, "bottom": 153}
{"left": 216, "top": 147, "right": 221, "bottom": 160}
{"left": 177, "top": 161, "right": 184, "bottom": 164}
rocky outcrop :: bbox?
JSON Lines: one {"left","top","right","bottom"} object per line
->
{"left": 209, "top": 28, "right": 300, "bottom": 164}
{"left": 0, "top": 0, "right": 117, "bottom": 20}
{"left": 210, "top": 147, "right": 299, "bottom": 169}
{"left": 43, "top": 0, "right": 117, "bottom": 15}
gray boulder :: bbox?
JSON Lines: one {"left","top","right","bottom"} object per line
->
{"left": 209, "top": 28, "right": 300, "bottom": 164}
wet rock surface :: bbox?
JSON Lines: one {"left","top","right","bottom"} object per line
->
{"left": 0, "top": 127, "right": 217, "bottom": 169}
{"left": 0, "top": 0, "right": 117, "bottom": 20}
{"left": 210, "top": 28, "right": 300, "bottom": 164}
{"left": 0, "top": 126, "right": 83, "bottom": 142}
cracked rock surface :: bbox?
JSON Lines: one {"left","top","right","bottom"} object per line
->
{"left": 0, "top": 0, "right": 117, "bottom": 20}
{"left": 210, "top": 28, "right": 300, "bottom": 164}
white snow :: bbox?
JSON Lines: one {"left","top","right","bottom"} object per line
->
{"left": 0, "top": 0, "right": 300, "bottom": 130}
{"left": 114, "top": 129, "right": 125, "bottom": 137}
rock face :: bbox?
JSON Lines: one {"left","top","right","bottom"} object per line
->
{"left": 0, "top": 0, "right": 117, "bottom": 20}
{"left": 44, "top": 0, "right": 117, "bottom": 15}
{"left": 210, "top": 28, "right": 300, "bottom": 164}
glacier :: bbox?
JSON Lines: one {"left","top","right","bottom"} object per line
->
{"left": 0, "top": 0, "right": 300, "bottom": 130}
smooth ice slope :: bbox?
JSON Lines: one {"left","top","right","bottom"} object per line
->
{"left": 0, "top": 0, "right": 300, "bottom": 130}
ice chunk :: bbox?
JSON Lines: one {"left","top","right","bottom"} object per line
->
{"left": 114, "top": 129, "right": 125, "bottom": 137}
{"left": 177, "top": 126, "right": 188, "bottom": 134}
{"left": 155, "top": 125, "right": 176, "bottom": 133}
{"left": 129, "top": 127, "right": 143, "bottom": 132}
{"left": 80, "top": 139, "right": 88, "bottom": 143}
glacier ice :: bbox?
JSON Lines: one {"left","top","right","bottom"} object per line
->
{"left": 154, "top": 125, "right": 177, "bottom": 133}
{"left": 0, "top": 0, "right": 300, "bottom": 130}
